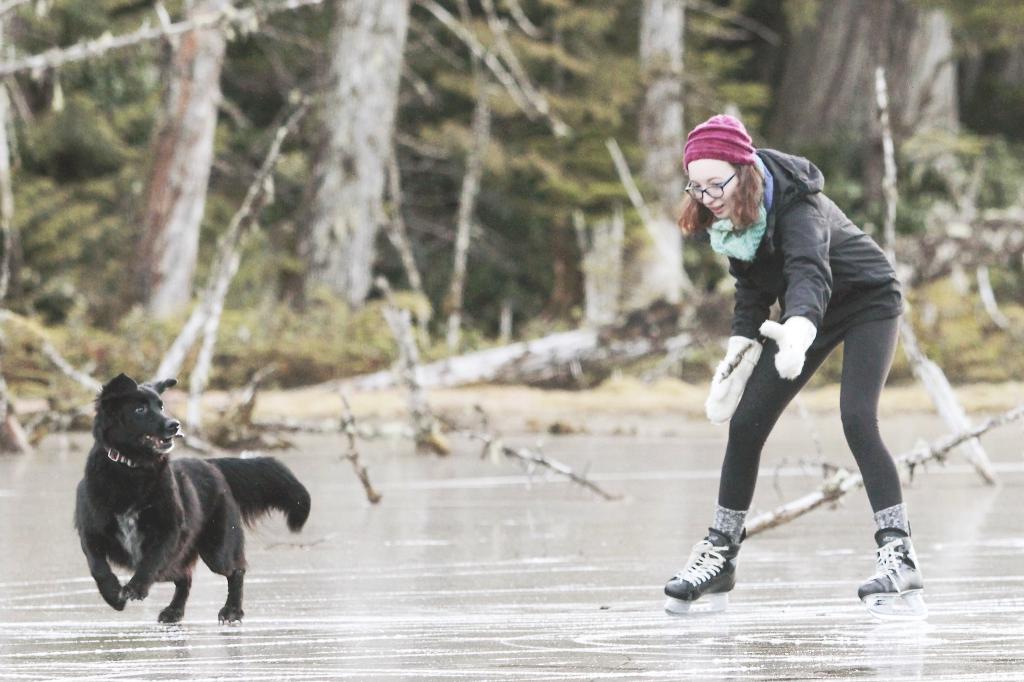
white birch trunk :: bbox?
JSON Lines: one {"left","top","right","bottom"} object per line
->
{"left": 976, "top": 265, "right": 1014, "bottom": 333}
{"left": 623, "top": 0, "right": 687, "bottom": 310}
{"left": 186, "top": 248, "right": 239, "bottom": 430}
{"left": 573, "top": 206, "right": 624, "bottom": 327}
{"left": 304, "top": 0, "right": 410, "bottom": 307}
{"left": 136, "top": 0, "right": 229, "bottom": 319}
{"left": 0, "top": 82, "right": 13, "bottom": 302}
{"left": 876, "top": 69, "right": 995, "bottom": 485}
{"left": 446, "top": 82, "right": 490, "bottom": 352}
{"left": 383, "top": 150, "right": 426, "bottom": 301}
{"left": 0, "top": 18, "right": 30, "bottom": 454}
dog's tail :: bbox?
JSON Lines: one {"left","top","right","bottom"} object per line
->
{"left": 211, "top": 457, "right": 310, "bottom": 532}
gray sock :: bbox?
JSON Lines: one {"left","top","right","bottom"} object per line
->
{"left": 874, "top": 502, "right": 910, "bottom": 535}
{"left": 712, "top": 505, "right": 747, "bottom": 544}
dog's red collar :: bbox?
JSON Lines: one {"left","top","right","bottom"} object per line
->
{"left": 106, "top": 447, "right": 140, "bottom": 469}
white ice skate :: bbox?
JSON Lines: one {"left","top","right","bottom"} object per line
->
{"left": 858, "top": 528, "right": 927, "bottom": 621}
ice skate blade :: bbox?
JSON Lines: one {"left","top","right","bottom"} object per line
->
{"left": 664, "top": 592, "right": 728, "bottom": 616}
{"left": 862, "top": 590, "right": 928, "bottom": 621}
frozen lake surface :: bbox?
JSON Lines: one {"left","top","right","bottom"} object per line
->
{"left": 1, "top": 412, "right": 1023, "bottom": 680}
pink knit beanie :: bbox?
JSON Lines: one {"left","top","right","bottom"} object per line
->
{"left": 683, "top": 114, "right": 756, "bottom": 168}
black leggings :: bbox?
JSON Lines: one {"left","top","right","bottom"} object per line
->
{"left": 718, "top": 316, "right": 902, "bottom": 513}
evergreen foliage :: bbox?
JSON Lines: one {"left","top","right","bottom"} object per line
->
{"left": 0, "top": 0, "right": 1022, "bottom": 388}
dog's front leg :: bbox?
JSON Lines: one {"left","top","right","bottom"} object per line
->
{"left": 81, "top": 534, "right": 126, "bottom": 611}
{"left": 121, "top": 530, "right": 181, "bottom": 603}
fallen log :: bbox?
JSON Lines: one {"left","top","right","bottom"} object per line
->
{"left": 335, "top": 300, "right": 694, "bottom": 392}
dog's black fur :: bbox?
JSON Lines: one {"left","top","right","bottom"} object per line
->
{"left": 74, "top": 373, "right": 311, "bottom": 624}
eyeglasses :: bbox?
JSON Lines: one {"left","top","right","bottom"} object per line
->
{"left": 685, "top": 173, "right": 736, "bottom": 202}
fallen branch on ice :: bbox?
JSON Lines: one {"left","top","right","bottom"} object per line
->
{"left": 746, "top": 403, "right": 1024, "bottom": 537}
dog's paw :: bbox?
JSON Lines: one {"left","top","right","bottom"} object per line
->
{"left": 158, "top": 606, "right": 185, "bottom": 624}
{"left": 120, "top": 581, "right": 149, "bottom": 602}
{"left": 218, "top": 605, "right": 244, "bottom": 626}
{"left": 103, "top": 592, "right": 127, "bottom": 611}
{"left": 98, "top": 578, "right": 126, "bottom": 610}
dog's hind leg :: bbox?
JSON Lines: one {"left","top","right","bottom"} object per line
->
{"left": 158, "top": 576, "right": 192, "bottom": 624}
{"left": 200, "top": 498, "right": 248, "bottom": 624}
{"left": 217, "top": 569, "right": 245, "bottom": 625}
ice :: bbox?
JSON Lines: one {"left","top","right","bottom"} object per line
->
{"left": 1, "top": 413, "right": 1022, "bottom": 679}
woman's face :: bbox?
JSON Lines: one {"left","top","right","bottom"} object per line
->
{"left": 685, "top": 158, "right": 738, "bottom": 220}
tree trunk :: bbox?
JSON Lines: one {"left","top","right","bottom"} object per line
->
{"left": 444, "top": 85, "right": 489, "bottom": 352}
{"left": 624, "top": 0, "right": 688, "bottom": 310}
{"left": 961, "top": 43, "right": 1024, "bottom": 137}
{"left": 574, "top": 206, "right": 624, "bottom": 327}
{"left": 769, "top": 1, "right": 957, "bottom": 148}
{"left": 303, "top": 0, "right": 411, "bottom": 308}
{"left": 446, "top": 1, "right": 490, "bottom": 352}
{"left": 0, "top": 36, "right": 14, "bottom": 303}
{"left": 136, "top": 0, "right": 229, "bottom": 319}
{"left": 0, "top": 17, "right": 30, "bottom": 455}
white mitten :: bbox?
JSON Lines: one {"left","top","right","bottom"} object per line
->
{"left": 758, "top": 316, "right": 817, "bottom": 380}
{"left": 705, "top": 336, "right": 763, "bottom": 425}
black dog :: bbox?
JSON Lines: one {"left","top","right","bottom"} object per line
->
{"left": 74, "top": 373, "right": 311, "bottom": 624}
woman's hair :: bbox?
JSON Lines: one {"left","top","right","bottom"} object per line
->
{"left": 677, "top": 163, "right": 764, "bottom": 236}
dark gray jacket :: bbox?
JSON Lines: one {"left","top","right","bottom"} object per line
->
{"left": 727, "top": 149, "right": 902, "bottom": 340}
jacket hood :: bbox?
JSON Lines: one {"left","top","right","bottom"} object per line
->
{"left": 757, "top": 148, "right": 824, "bottom": 199}
{"left": 751, "top": 148, "right": 824, "bottom": 257}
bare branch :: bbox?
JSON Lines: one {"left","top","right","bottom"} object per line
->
{"left": 158, "top": 97, "right": 309, "bottom": 383}
{"left": 976, "top": 265, "right": 1009, "bottom": 329}
{"left": 0, "top": 311, "right": 102, "bottom": 394}
{"left": 687, "top": 0, "right": 781, "bottom": 45}
{"left": 375, "top": 276, "right": 450, "bottom": 455}
{"left": 183, "top": 99, "right": 310, "bottom": 428}
{"left": 415, "top": 0, "right": 569, "bottom": 138}
{"left": 501, "top": 0, "right": 542, "bottom": 38}
{"left": 0, "top": 0, "right": 326, "bottom": 78}
{"left": 747, "top": 404, "right": 1024, "bottom": 536}
{"left": 338, "top": 391, "right": 382, "bottom": 504}
{"left": 383, "top": 149, "right": 429, "bottom": 316}
{"left": 461, "top": 405, "right": 622, "bottom": 500}
{"left": 605, "top": 137, "right": 655, "bottom": 228}
{"left": 876, "top": 67, "right": 996, "bottom": 485}
{"left": 607, "top": 136, "right": 686, "bottom": 265}
{"left": 480, "top": 0, "right": 566, "bottom": 133}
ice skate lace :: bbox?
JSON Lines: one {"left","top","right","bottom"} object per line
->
{"left": 673, "top": 540, "right": 726, "bottom": 585}
{"left": 872, "top": 540, "right": 907, "bottom": 582}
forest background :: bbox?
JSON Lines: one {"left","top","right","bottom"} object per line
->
{"left": 1, "top": 0, "right": 1023, "bottom": 414}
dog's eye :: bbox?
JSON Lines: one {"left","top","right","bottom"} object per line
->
{"left": 134, "top": 405, "right": 146, "bottom": 415}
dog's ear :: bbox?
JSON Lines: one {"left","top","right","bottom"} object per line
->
{"left": 100, "top": 373, "right": 139, "bottom": 401}
{"left": 153, "top": 378, "right": 177, "bottom": 394}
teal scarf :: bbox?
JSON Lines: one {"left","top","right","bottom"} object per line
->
{"left": 708, "top": 205, "right": 767, "bottom": 262}
{"left": 708, "top": 157, "right": 771, "bottom": 262}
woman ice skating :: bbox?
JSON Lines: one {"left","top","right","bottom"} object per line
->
{"left": 664, "top": 114, "right": 926, "bottom": 620}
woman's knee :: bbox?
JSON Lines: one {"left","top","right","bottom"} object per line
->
{"left": 840, "top": 408, "right": 879, "bottom": 442}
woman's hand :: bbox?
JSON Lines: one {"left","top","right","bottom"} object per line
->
{"left": 758, "top": 316, "right": 816, "bottom": 379}
{"left": 705, "top": 336, "right": 763, "bottom": 424}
